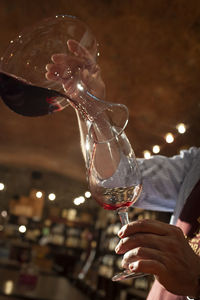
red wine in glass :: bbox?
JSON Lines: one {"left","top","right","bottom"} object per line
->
{"left": 92, "top": 184, "right": 142, "bottom": 211}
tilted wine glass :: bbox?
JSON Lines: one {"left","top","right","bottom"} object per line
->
{"left": 83, "top": 107, "right": 144, "bottom": 281}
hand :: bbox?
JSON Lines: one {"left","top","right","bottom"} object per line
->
{"left": 45, "top": 39, "right": 105, "bottom": 99}
{"left": 115, "top": 219, "right": 200, "bottom": 297}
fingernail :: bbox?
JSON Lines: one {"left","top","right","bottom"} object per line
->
{"left": 115, "top": 245, "right": 119, "bottom": 253}
{"left": 129, "top": 261, "right": 138, "bottom": 271}
{"left": 118, "top": 229, "right": 124, "bottom": 237}
{"left": 121, "top": 260, "right": 128, "bottom": 269}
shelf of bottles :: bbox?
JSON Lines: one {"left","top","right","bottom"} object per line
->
{"left": 0, "top": 194, "right": 171, "bottom": 300}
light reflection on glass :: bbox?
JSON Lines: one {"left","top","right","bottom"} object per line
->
{"left": 77, "top": 83, "right": 84, "bottom": 91}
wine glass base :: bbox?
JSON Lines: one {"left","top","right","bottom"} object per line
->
{"left": 112, "top": 269, "right": 147, "bottom": 282}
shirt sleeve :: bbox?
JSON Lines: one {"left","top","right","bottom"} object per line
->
{"left": 135, "top": 147, "right": 199, "bottom": 212}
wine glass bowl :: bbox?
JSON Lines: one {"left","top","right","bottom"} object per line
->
{"left": 88, "top": 132, "right": 142, "bottom": 209}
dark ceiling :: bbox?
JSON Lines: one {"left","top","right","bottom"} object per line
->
{"left": 0, "top": 0, "right": 200, "bottom": 206}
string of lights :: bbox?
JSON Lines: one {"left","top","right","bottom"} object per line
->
{"left": 143, "top": 122, "right": 187, "bottom": 159}
{"left": 0, "top": 122, "right": 188, "bottom": 209}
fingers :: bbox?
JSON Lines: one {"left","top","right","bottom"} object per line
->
{"left": 118, "top": 219, "right": 175, "bottom": 239}
{"left": 115, "top": 233, "right": 166, "bottom": 254}
{"left": 46, "top": 53, "right": 96, "bottom": 84}
{"left": 45, "top": 63, "right": 71, "bottom": 81}
{"left": 51, "top": 54, "right": 88, "bottom": 68}
{"left": 67, "top": 40, "right": 96, "bottom": 69}
{"left": 128, "top": 259, "right": 166, "bottom": 276}
{"left": 45, "top": 39, "right": 97, "bottom": 84}
{"left": 45, "top": 40, "right": 103, "bottom": 97}
{"left": 121, "top": 247, "right": 165, "bottom": 269}
{"left": 67, "top": 39, "right": 95, "bottom": 62}
{"left": 51, "top": 53, "right": 69, "bottom": 64}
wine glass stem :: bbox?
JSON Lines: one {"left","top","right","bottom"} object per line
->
{"left": 117, "top": 207, "right": 129, "bottom": 226}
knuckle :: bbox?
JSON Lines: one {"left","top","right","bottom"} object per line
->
{"left": 121, "top": 237, "right": 129, "bottom": 245}
{"left": 173, "top": 226, "right": 184, "bottom": 238}
{"left": 121, "top": 261, "right": 127, "bottom": 269}
{"left": 135, "top": 246, "right": 143, "bottom": 256}
{"left": 123, "top": 249, "right": 136, "bottom": 261}
{"left": 138, "top": 218, "right": 152, "bottom": 229}
{"left": 121, "top": 224, "right": 129, "bottom": 235}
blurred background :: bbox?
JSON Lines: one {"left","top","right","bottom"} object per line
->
{"left": 0, "top": 1, "right": 199, "bottom": 300}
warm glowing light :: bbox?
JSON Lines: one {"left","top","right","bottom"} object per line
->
{"left": 79, "top": 196, "right": 85, "bottom": 203}
{"left": 4, "top": 280, "right": 14, "bottom": 295}
{"left": 165, "top": 133, "right": 174, "bottom": 143}
{"left": 176, "top": 123, "right": 186, "bottom": 134}
{"left": 74, "top": 196, "right": 85, "bottom": 205}
{"left": 152, "top": 145, "right": 160, "bottom": 154}
{"left": 1, "top": 211, "right": 7, "bottom": 218}
{"left": 143, "top": 150, "right": 151, "bottom": 159}
{"left": 68, "top": 209, "right": 77, "bottom": 220}
{"left": 0, "top": 183, "right": 5, "bottom": 191}
{"left": 36, "top": 191, "right": 43, "bottom": 198}
{"left": 48, "top": 193, "right": 56, "bottom": 201}
{"left": 74, "top": 198, "right": 81, "bottom": 205}
{"left": 19, "top": 225, "right": 26, "bottom": 233}
{"left": 85, "top": 191, "right": 91, "bottom": 198}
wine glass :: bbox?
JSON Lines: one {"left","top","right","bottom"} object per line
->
{"left": 85, "top": 112, "right": 144, "bottom": 281}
